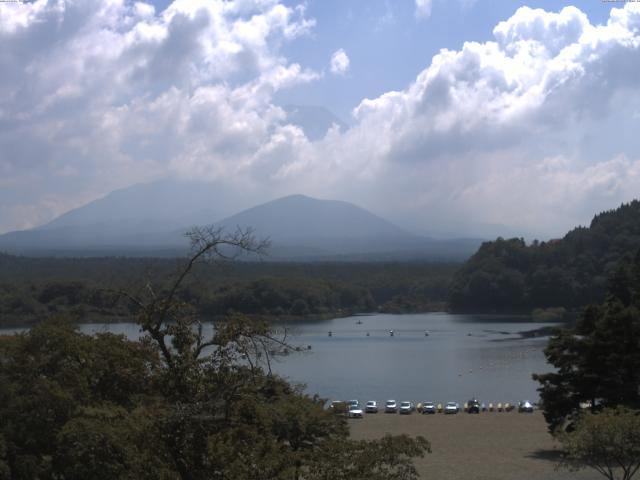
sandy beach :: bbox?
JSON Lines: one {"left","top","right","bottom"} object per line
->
{"left": 348, "top": 411, "right": 602, "bottom": 480}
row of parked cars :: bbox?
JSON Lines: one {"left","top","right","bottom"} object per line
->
{"left": 333, "top": 399, "right": 534, "bottom": 418}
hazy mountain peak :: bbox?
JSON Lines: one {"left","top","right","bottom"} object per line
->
{"left": 282, "top": 105, "right": 348, "bottom": 141}
{"left": 217, "top": 194, "right": 408, "bottom": 241}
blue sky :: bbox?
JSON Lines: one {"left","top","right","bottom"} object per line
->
{"left": 0, "top": 0, "right": 639, "bottom": 237}
{"left": 275, "top": 0, "right": 614, "bottom": 121}
{"left": 144, "top": 0, "right": 614, "bottom": 122}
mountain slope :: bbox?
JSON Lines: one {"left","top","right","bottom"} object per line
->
{"left": 0, "top": 189, "right": 480, "bottom": 260}
{"left": 217, "top": 194, "right": 407, "bottom": 241}
{"left": 42, "top": 179, "right": 234, "bottom": 231}
{"left": 449, "top": 200, "right": 640, "bottom": 310}
{"left": 0, "top": 179, "right": 244, "bottom": 255}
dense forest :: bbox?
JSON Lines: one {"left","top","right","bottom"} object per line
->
{"left": 449, "top": 201, "right": 640, "bottom": 311}
{"left": 0, "top": 254, "right": 456, "bottom": 327}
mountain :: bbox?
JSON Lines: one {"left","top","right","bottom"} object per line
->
{"left": 282, "top": 105, "right": 348, "bottom": 141}
{"left": 215, "top": 194, "right": 480, "bottom": 260}
{"left": 0, "top": 188, "right": 480, "bottom": 260}
{"left": 42, "top": 179, "right": 235, "bottom": 231}
{"left": 217, "top": 194, "right": 406, "bottom": 241}
{"left": 449, "top": 200, "right": 640, "bottom": 311}
{"left": 0, "top": 179, "right": 246, "bottom": 255}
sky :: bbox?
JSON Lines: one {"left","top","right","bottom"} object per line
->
{"left": 0, "top": 0, "right": 639, "bottom": 238}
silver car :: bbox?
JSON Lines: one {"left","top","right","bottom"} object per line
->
{"left": 365, "top": 400, "right": 379, "bottom": 413}
{"left": 444, "top": 402, "right": 459, "bottom": 414}
{"left": 421, "top": 401, "right": 436, "bottom": 414}
{"left": 385, "top": 400, "right": 398, "bottom": 413}
{"left": 399, "top": 401, "right": 414, "bottom": 414}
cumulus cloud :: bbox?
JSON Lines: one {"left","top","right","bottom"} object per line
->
{"left": 0, "top": 0, "right": 317, "bottom": 231}
{"left": 415, "top": 0, "right": 432, "bottom": 19}
{"left": 280, "top": 4, "right": 640, "bottom": 236}
{"left": 1, "top": 2, "right": 640, "bottom": 238}
{"left": 330, "top": 48, "right": 350, "bottom": 75}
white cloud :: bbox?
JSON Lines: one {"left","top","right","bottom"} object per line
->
{"left": 415, "top": 0, "right": 432, "bottom": 19}
{"left": 1, "top": 2, "right": 640, "bottom": 238}
{"left": 0, "top": 0, "right": 318, "bottom": 231}
{"left": 330, "top": 48, "right": 350, "bottom": 75}
{"left": 302, "top": 3, "right": 640, "bottom": 236}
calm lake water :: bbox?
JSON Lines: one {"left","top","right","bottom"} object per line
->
{"left": 1, "top": 313, "right": 557, "bottom": 405}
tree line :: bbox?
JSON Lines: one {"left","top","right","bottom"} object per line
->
{"left": 449, "top": 201, "right": 640, "bottom": 311}
{"left": 0, "top": 254, "right": 456, "bottom": 327}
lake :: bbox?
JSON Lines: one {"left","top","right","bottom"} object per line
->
{"left": 1, "top": 313, "right": 558, "bottom": 406}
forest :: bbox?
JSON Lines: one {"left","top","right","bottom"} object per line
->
{"left": 449, "top": 201, "right": 640, "bottom": 311}
{"left": 0, "top": 254, "right": 456, "bottom": 327}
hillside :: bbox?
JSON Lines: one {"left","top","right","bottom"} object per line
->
{"left": 217, "top": 194, "right": 407, "bottom": 241}
{"left": 0, "top": 189, "right": 479, "bottom": 260}
{"left": 449, "top": 200, "right": 640, "bottom": 310}
{"left": 216, "top": 194, "right": 480, "bottom": 260}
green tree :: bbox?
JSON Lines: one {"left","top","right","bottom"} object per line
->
{"left": 534, "top": 252, "right": 640, "bottom": 432}
{"left": 558, "top": 407, "right": 640, "bottom": 480}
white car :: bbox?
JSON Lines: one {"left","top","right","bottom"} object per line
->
{"left": 444, "top": 402, "right": 460, "bottom": 414}
{"left": 348, "top": 405, "right": 364, "bottom": 418}
{"left": 385, "top": 400, "right": 398, "bottom": 413}
{"left": 365, "top": 400, "right": 378, "bottom": 413}
{"left": 399, "top": 401, "right": 414, "bottom": 414}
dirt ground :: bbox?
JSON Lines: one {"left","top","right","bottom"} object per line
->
{"left": 348, "top": 411, "right": 602, "bottom": 480}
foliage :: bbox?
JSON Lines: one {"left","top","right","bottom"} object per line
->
{"left": 0, "top": 253, "right": 457, "bottom": 327}
{"left": 0, "top": 227, "right": 430, "bottom": 479}
{"left": 450, "top": 200, "right": 640, "bottom": 310}
{"left": 533, "top": 251, "right": 640, "bottom": 432}
{"left": 558, "top": 407, "right": 640, "bottom": 480}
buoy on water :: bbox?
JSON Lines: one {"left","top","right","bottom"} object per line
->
{"left": 328, "top": 331, "right": 332, "bottom": 337}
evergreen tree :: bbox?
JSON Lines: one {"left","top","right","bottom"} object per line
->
{"left": 534, "top": 251, "right": 640, "bottom": 432}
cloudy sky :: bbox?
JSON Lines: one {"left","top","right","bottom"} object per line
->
{"left": 1, "top": 0, "right": 639, "bottom": 238}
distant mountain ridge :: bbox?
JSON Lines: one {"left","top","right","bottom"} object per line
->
{"left": 0, "top": 187, "right": 480, "bottom": 260}
{"left": 449, "top": 200, "right": 640, "bottom": 310}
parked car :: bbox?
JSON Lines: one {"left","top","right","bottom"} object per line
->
{"left": 421, "top": 401, "right": 436, "bottom": 414}
{"left": 444, "top": 402, "right": 459, "bottom": 414}
{"left": 518, "top": 400, "right": 534, "bottom": 413}
{"left": 399, "top": 401, "right": 414, "bottom": 414}
{"left": 365, "top": 400, "right": 378, "bottom": 413}
{"left": 467, "top": 398, "right": 481, "bottom": 414}
{"left": 348, "top": 404, "right": 364, "bottom": 418}
{"left": 385, "top": 400, "right": 398, "bottom": 413}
